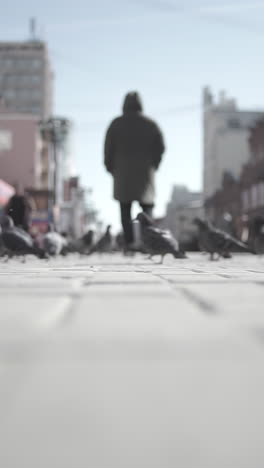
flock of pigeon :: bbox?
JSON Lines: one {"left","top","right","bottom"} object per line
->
{"left": 0, "top": 212, "right": 264, "bottom": 263}
{"left": 0, "top": 215, "right": 112, "bottom": 262}
{"left": 136, "top": 213, "right": 262, "bottom": 263}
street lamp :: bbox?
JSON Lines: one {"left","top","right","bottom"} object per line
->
{"left": 39, "top": 117, "right": 71, "bottom": 226}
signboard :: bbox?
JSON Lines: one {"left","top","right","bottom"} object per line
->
{"left": 26, "top": 189, "right": 54, "bottom": 235}
{"left": 30, "top": 209, "right": 53, "bottom": 235}
{"left": 31, "top": 210, "right": 51, "bottom": 221}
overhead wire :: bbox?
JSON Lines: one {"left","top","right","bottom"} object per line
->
{"left": 131, "top": 0, "right": 264, "bottom": 35}
{"left": 50, "top": 0, "right": 264, "bottom": 69}
{"left": 49, "top": 0, "right": 264, "bottom": 131}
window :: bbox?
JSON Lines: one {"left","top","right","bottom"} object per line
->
{"left": 5, "top": 89, "right": 16, "bottom": 99}
{"left": 0, "top": 130, "right": 13, "bottom": 151}
{"left": 31, "top": 75, "right": 41, "bottom": 84}
{"left": 19, "top": 104, "right": 41, "bottom": 114}
{"left": 29, "top": 105, "right": 41, "bottom": 114}
{"left": 242, "top": 190, "right": 249, "bottom": 210}
{"left": 31, "top": 59, "right": 42, "bottom": 69}
{"left": 6, "top": 75, "right": 17, "bottom": 86}
{"left": 228, "top": 118, "right": 241, "bottom": 129}
{"left": 2, "top": 58, "right": 14, "bottom": 68}
{"left": 18, "top": 75, "right": 27, "bottom": 85}
{"left": 260, "top": 182, "right": 264, "bottom": 206}
{"left": 15, "top": 58, "right": 31, "bottom": 70}
{"left": 17, "top": 89, "right": 31, "bottom": 99}
{"left": 257, "top": 183, "right": 262, "bottom": 207}
{"left": 31, "top": 89, "right": 42, "bottom": 99}
{"left": 251, "top": 185, "right": 258, "bottom": 209}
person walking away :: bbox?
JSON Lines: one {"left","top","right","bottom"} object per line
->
{"left": 104, "top": 91, "right": 165, "bottom": 250}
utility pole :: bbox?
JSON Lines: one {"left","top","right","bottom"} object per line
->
{"left": 39, "top": 117, "right": 71, "bottom": 228}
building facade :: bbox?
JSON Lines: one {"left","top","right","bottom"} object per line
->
{"left": 0, "top": 109, "right": 43, "bottom": 191}
{"left": 0, "top": 34, "right": 78, "bottom": 234}
{"left": 205, "top": 172, "right": 243, "bottom": 236}
{"left": 203, "top": 87, "right": 263, "bottom": 201}
{"left": 240, "top": 118, "right": 264, "bottom": 218}
{"left": 0, "top": 40, "right": 53, "bottom": 118}
{"left": 205, "top": 118, "right": 264, "bottom": 237}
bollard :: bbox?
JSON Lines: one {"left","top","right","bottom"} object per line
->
{"left": 132, "top": 220, "right": 142, "bottom": 249}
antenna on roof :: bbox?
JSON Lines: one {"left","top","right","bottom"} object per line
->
{"left": 29, "top": 17, "right": 37, "bottom": 41}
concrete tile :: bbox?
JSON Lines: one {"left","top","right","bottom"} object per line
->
{"left": 0, "top": 253, "right": 264, "bottom": 468}
{"left": 0, "top": 295, "right": 72, "bottom": 339}
{"left": 181, "top": 282, "right": 264, "bottom": 323}
{"left": 1, "top": 361, "right": 264, "bottom": 468}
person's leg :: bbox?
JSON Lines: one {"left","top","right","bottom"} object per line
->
{"left": 140, "top": 203, "right": 154, "bottom": 217}
{"left": 120, "top": 202, "right": 134, "bottom": 245}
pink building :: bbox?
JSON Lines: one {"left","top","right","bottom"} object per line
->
{"left": 0, "top": 107, "right": 42, "bottom": 191}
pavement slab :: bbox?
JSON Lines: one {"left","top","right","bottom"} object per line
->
{"left": 0, "top": 253, "right": 264, "bottom": 468}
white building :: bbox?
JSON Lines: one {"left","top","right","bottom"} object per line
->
{"left": 203, "top": 87, "right": 264, "bottom": 200}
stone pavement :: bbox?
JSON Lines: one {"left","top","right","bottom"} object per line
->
{"left": 0, "top": 252, "right": 264, "bottom": 467}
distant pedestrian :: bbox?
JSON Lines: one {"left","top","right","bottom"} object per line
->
{"left": 104, "top": 91, "right": 165, "bottom": 249}
{"left": 5, "top": 189, "right": 35, "bottom": 232}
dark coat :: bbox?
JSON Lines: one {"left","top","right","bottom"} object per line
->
{"left": 104, "top": 93, "right": 165, "bottom": 204}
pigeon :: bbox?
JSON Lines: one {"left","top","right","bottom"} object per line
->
{"left": 0, "top": 215, "right": 46, "bottom": 260}
{"left": 0, "top": 225, "right": 6, "bottom": 257}
{"left": 250, "top": 216, "right": 264, "bottom": 255}
{"left": 114, "top": 232, "right": 125, "bottom": 251}
{"left": 193, "top": 217, "right": 253, "bottom": 260}
{"left": 71, "top": 230, "right": 95, "bottom": 255}
{"left": 88, "top": 225, "right": 112, "bottom": 254}
{"left": 136, "top": 212, "right": 186, "bottom": 263}
{"left": 81, "top": 229, "right": 95, "bottom": 254}
{"left": 43, "top": 231, "right": 68, "bottom": 256}
{"left": 60, "top": 230, "right": 95, "bottom": 256}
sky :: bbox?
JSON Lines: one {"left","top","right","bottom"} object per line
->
{"left": 1, "top": 0, "right": 264, "bottom": 229}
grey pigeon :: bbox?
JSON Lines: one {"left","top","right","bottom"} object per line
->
{"left": 43, "top": 231, "right": 68, "bottom": 256}
{"left": 136, "top": 212, "right": 186, "bottom": 263}
{"left": 0, "top": 215, "right": 46, "bottom": 259}
{"left": 0, "top": 225, "right": 6, "bottom": 257}
{"left": 66, "top": 230, "right": 95, "bottom": 255}
{"left": 80, "top": 229, "right": 95, "bottom": 254}
{"left": 250, "top": 216, "right": 264, "bottom": 255}
{"left": 88, "top": 225, "right": 112, "bottom": 254}
{"left": 115, "top": 232, "right": 125, "bottom": 251}
{"left": 193, "top": 218, "right": 253, "bottom": 260}
{"left": 82, "top": 229, "right": 94, "bottom": 248}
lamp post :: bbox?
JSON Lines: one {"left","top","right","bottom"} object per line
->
{"left": 39, "top": 117, "right": 70, "bottom": 227}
